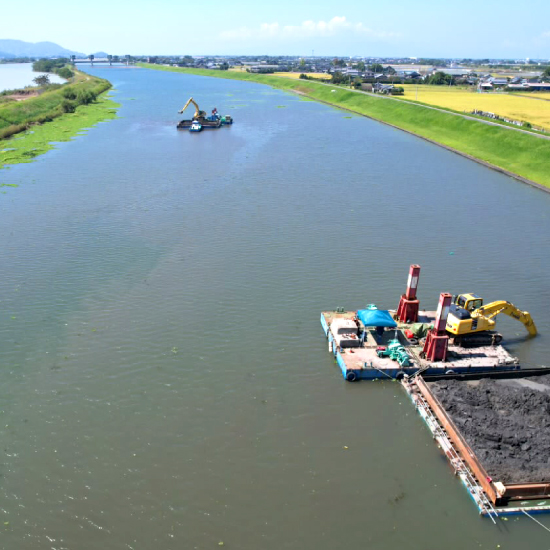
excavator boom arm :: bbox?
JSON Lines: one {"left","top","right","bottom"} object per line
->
{"left": 474, "top": 301, "right": 537, "bottom": 336}
{"left": 178, "top": 97, "right": 201, "bottom": 118}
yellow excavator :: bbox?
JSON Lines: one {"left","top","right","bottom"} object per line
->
{"left": 446, "top": 293, "right": 537, "bottom": 347}
{"left": 177, "top": 97, "right": 223, "bottom": 129}
{"left": 178, "top": 97, "right": 206, "bottom": 120}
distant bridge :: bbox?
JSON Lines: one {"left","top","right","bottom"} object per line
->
{"left": 72, "top": 58, "right": 134, "bottom": 65}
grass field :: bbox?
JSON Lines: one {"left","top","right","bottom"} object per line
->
{"left": 398, "top": 84, "right": 550, "bottom": 130}
{"left": 139, "top": 63, "right": 550, "bottom": 190}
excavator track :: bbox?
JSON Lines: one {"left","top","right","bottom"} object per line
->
{"left": 451, "top": 332, "right": 503, "bottom": 348}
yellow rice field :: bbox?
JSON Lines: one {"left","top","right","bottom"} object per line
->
{"left": 229, "top": 68, "right": 330, "bottom": 81}
{"left": 272, "top": 72, "right": 330, "bottom": 81}
{"left": 399, "top": 84, "right": 550, "bottom": 130}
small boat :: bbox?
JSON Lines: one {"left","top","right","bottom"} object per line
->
{"left": 221, "top": 115, "right": 233, "bottom": 125}
{"left": 189, "top": 121, "right": 203, "bottom": 132}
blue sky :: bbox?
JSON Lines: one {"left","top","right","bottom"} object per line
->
{"left": 4, "top": 0, "right": 550, "bottom": 58}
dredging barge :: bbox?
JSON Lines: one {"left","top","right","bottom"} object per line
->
{"left": 321, "top": 265, "right": 536, "bottom": 381}
{"left": 321, "top": 264, "right": 550, "bottom": 519}
{"left": 176, "top": 97, "right": 233, "bottom": 130}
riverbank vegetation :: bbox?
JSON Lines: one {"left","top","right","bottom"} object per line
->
{"left": 0, "top": 68, "right": 118, "bottom": 170}
{"left": 0, "top": 90, "right": 118, "bottom": 170}
{"left": 139, "top": 63, "right": 550, "bottom": 190}
{"left": 32, "top": 59, "right": 74, "bottom": 80}
{"left": 0, "top": 69, "right": 111, "bottom": 140}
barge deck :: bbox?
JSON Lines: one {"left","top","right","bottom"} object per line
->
{"left": 321, "top": 309, "right": 520, "bottom": 381}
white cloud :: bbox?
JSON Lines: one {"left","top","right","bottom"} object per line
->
{"left": 220, "top": 16, "right": 399, "bottom": 41}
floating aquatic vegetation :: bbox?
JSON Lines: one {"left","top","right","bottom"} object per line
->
{"left": 0, "top": 93, "right": 119, "bottom": 170}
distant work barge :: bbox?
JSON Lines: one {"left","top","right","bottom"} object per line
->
{"left": 176, "top": 97, "right": 233, "bottom": 131}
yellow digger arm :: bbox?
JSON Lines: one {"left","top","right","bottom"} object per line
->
{"left": 178, "top": 97, "right": 200, "bottom": 117}
{"left": 474, "top": 301, "right": 537, "bottom": 336}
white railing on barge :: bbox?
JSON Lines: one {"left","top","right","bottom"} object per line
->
{"left": 403, "top": 378, "right": 499, "bottom": 522}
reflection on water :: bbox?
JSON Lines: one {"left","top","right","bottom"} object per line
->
{"left": 0, "top": 65, "right": 549, "bottom": 549}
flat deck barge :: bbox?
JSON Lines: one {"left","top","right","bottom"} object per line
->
{"left": 321, "top": 309, "right": 520, "bottom": 381}
{"left": 177, "top": 119, "right": 221, "bottom": 129}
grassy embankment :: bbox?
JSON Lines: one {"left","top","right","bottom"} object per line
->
{"left": 139, "top": 63, "right": 550, "bottom": 190}
{"left": 0, "top": 69, "right": 119, "bottom": 170}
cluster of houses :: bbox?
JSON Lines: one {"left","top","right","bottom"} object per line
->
{"left": 329, "top": 66, "right": 550, "bottom": 90}
{"left": 232, "top": 63, "right": 550, "bottom": 91}
{"left": 478, "top": 76, "right": 550, "bottom": 92}
{"left": 327, "top": 66, "right": 421, "bottom": 80}
{"left": 147, "top": 55, "right": 550, "bottom": 92}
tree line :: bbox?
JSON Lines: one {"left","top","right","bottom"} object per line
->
{"left": 32, "top": 59, "right": 74, "bottom": 80}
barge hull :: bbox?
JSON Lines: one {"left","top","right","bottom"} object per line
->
{"left": 177, "top": 119, "right": 221, "bottom": 129}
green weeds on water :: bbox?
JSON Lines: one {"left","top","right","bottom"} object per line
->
{"left": 0, "top": 69, "right": 119, "bottom": 171}
{"left": 0, "top": 94, "right": 119, "bottom": 170}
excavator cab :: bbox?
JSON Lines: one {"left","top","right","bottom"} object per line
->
{"left": 452, "top": 293, "right": 483, "bottom": 312}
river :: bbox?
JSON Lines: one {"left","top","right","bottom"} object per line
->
{"left": 1, "top": 65, "right": 549, "bottom": 549}
{"left": 0, "top": 63, "right": 65, "bottom": 92}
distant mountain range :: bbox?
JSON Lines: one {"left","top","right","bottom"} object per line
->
{"left": 0, "top": 39, "right": 85, "bottom": 58}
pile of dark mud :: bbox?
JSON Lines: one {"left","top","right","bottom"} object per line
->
{"left": 429, "top": 375, "right": 550, "bottom": 484}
